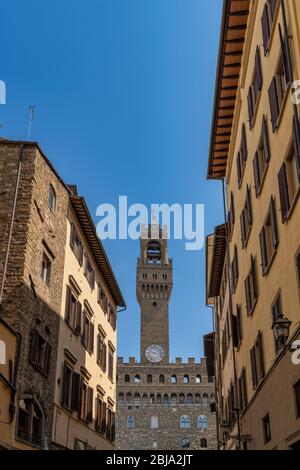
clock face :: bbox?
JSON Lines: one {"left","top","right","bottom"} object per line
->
{"left": 145, "top": 344, "right": 164, "bottom": 363}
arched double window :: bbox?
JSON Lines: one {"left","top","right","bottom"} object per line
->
{"left": 134, "top": 393, "right": 141, "bottom": 404}
{"left": 186, "top": 393, "right": 193, "bottom": 404}
{"left": 179, "top": 393, "right": 185, "bottom": 404}
{"left": 200, "top": 438, "right": 208, "bottom": 448}
{"left": 198, "top": 415, "right": 208, "bottom": 431}
{"left": 142, "top": 394, "right": 148, "bottom": 404}
{"left": 171, "top": 393, "right": 177, "bottom": 404}
{"left": 151, "top": 416, "right": 158, "bottom": 429}
{"left": 127, "top": 416, "right": 135, "bottom": 429}
{"left": 180, "top": 415, "right": 191, "bottom": 429}
{"left": 17, "top": 397, "right": 44, "bottom": 446}
{"left": 202, "top": 394, "right": 209, "bottom": 404}
{"left": 163, "top": 394, "right": 169, "bottom": 404}
{"left": 196, "top": 375, "right": 201, "bottom": 384}
{"left": 195, "top": 394, "right": 201, "bottom": 403}
{"left": 183, "top": 375, "right": 189, "bottom": 384}
{"left": 182, "top": 438, "right": 190, "bottom": 448}
{"left": 126, "top": 393, "right": 133, "bottom": 404}
{"left": 171, "top": 375, "right": 177, "bottom": 384}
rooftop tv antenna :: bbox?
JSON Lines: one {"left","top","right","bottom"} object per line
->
{"left": 27, "top": 105, "right": 35, "bottom": 141}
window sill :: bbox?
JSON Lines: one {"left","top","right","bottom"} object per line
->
{"left": 29, "top": 361, "right": 49, "bottom": 379}
{"left": 16, "top": 436, "right": 43, "bottom": 450}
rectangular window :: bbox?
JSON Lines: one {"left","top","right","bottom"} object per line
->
{"left": 294, "top": 380, "right": 300, "bottom": 419}
{"left": 231, "top": 245, "right": 239, "bottom": 293}
{"left": 29, "top": 329, "right": 51, "bottom": 376}
{"left": 82, "top": 311, "right": 94, "bottom": 353}
{"left": 253, "top": 116, "right": 270, "bottom": 196}
{"left": 65, "top": 286, "right": 82, "bottom": 334}
{"left": 259, "top": 197, "right": 279, "bottom": 275}
{"left": 228, "top": 192, "right": 235, "bottom": 239}
{"left": 250, "top": 332, "right": 265, "bottom": 389}
{"left": 236, "top": 124, "right": 248, "bottom": 187}
{"left": 247, "top": 47, "right": 263, "bottom": 129}
{"left": 238, "top": 368, "right": 248, "bottom": 411}
{"left": 232, "top": 304, "right": 243, "bottom": 347}
{"left": 263, "top": 414, "right": 272, "bottom": 444}
{"left": 41, "top": 252, "right": 52, "bottom": 285}
{"left": 240, "top": 186, "right": 253, "bottom": 248}
{"left": 261, "top": 1, "right": 278, "bottom": 55}
{"left": 84, "top": 256, "right": 95, "bottom": 290}
{"left": 108, "top": 346, "right": 114, "bottom": 381}
{"left": 245, "top": 256, "right": 258, "bottom": 315}
{"left": 108, "top": 304, "right": 116, "bottom": 330}
{"left": 70, "top": 223, "right": 83, "bottom": 266}
{"left": 97, "top": 333, "right": 107, "bottom": 371}
{"left": 62, "top": 362, "right": 73, "bottom": 410}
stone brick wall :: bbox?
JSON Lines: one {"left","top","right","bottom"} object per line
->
{"left": 0, "top": 141, "right": 69, "bottom": 449}
{"left": 116, "top": 358, "right": 217, "bottom": 450}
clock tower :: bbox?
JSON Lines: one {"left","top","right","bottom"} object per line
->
{"left": 137, "top": 225, "right": 173, "bottom": 365}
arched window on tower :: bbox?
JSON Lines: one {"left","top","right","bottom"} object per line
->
{"left": 183, "top": 375, "right": 189, "bottom": 384}
{"left": 182, "top": 438, "right": 190, "bottom": 448}
{"left": 202, "top": 394, "right": 209, "bottom": 405}
{"left": 186, "top": 393, "right": 193, "bottom": 404}
{"left": 179, "top": 394, "right": 185, "bottom": 404}
{"left": 118, "top": 393, "right": 124, "bottom": 404}
{"left": 159, "top": 375, "right": 165, "bottom": 384}
{"left": 124, "top": 374, "right": 130, "bottom": 383}
{"left": 156, "top": 394, "right": 162, "bottom": 404}
{"left": 180, "top": 415, "right": 191, "bottom": 429}
{"left": 134, "top": 393, "right": 141, "bottom": 404}
{"left": 198, "top": 415, "right": 208, "bottom": 431}
{"left": 147, "top": 241, "right": 161, "bottom": 264}
{"left": 147, "top": 374, "right": 153, "bottom": 384}
{"left": 134, "top": 375, "right": 141, "bottom": 384}
{"left": 196, "top": 375, "right": 201, "bottom": 384}
{"left": 200, "top": 438, "right": 208, "bottom": 448}
{"left": 171, "top": 375, "right": 177, "bottom": 384}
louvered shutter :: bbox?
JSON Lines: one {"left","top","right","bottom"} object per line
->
{"left": 259, "top": 228, "right": 268, "bottom": 275}
{"left": 296, "top": 253, "right": 300, "bottom": 287}
{"left": 278, "top": 164, "right": 290, "bottom": 222}
{"left": 250, "top": 347, "right": 257, "bottom": 389}
{"left": 82, "top": 311, "right": 87, "bottom": 346}
{"left": 242, "top": 124, "right": 248, "bottom": 161}
{"left": 292, "top": 114, "right": 300, "bottom": 182}
{"left": 102, "top": 343, "right": 107, "bottom": 371}
{"left": 89, "top": 322, "right": 94, "bottom": 353}
{"left": 65, "top": 286, "right": 71, "bottom": 324}
{"left": 268, "top": 77, "right": 279, "bottom": 132}
{"left": 240, "top": 212, "right": 246, "bottom": 247}
{"left": 111, "top": 412, "right": 116, "bottom": 441}
{"left": 231, "top": 192, "right": 235, "bottom": 225}
{"left": 257, "top": 332, "right": 265, "bottom": 379}
{"left": 253, "top": 151, "right": 260, "bottom": 197}
{"left": 237, "top": 152, "right": 242, "bottom": 186}
{"left": 234, "top": 245, "right": 239, "bottom": 282}
{"left": 86, "top": 387, "right": 93, "bottom": 423}
{"left": 101, "top": 402, "right": 107, "bottom": 434}
{"left": 71, "top": 372, "right": 81, "bottom": 412}
{"left": 232, "top": 314, "right": 239, "bottom": 348}
{"left": 294, "top": 381, "right": 300, "bottom": 418}
{"left": 246, "top": 186, "right": 253, "bottom": 225}
{"left": 62, "top": 362, "right": 69, "bottom": 407}
{"left": 75, "top": 302, "right": 82, "bottom": 336}
{"left": 255, "top": 46, "right": 263, "bottom": 91}
{"left": 44, "top": 343, "right": 51, "bottom": 376}
{"left": 278, "top": 24, "right": 291, "bottom": 84}
{"left": 247, "top": 89, "right": 254, "bottom": 129}
{"left": 245, "top": 278, "right": 251, "bottom": 315}
{"left": 270, "top": 197, "right": 279, "bottom": 248}
{"left": 251, "top": 256, "right": 258, "bottom": 299}
{"left": 70, "top": 223, "right": 75, "bottom": 249}
{"left": 261, "top": 4, "right": 270, "bottom": 55}
{"left": 262, "top": 115, "right": 270, "bottom": 163}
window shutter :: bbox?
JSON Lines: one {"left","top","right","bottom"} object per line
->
{"left": 292, "top": 114, "right": 300, "bottom": 182}
{"left": 294, "top": 381, "right": 300, "bottom": 418}
{"left": 234, "top": 245, "right": 239, "bottom": 282}
{"left": 237, "top": 152, "right": 242, "bottom": 186}
{"left": 89, "top": 322, "right": 94, "bottom": 353}
{"left": 242, "top": 124, "right": 248, "bottom": 161}
{"left": 278, "top": 164, "right": 290, "bottom": 222}
{"left": 29, "top": 329, "right": 38, "bottom": 364}
{"left": 102, "top": 343, "right": 107, "bottom": 371}
{"left": 270, "top": 197, "right": 279, "bottom": 249}
{"left": 101, "top": 402, "right": 107, "bottom": 434}
{"left": 250, "top": 347, "right": 257, "bottom": 389}
{"left": 251, "top": 256, "right": 258, "bottom": 299}
{"left": 111, "top": 412, "right": 116, "bottom": 441}
{"left": 246, "top": 186, "right": 253, "bottom": 225}
{"left": 96, "top": 397, "right": 102, "bottom": 431}
{"left": 97, "top": 334, "right": 101, "bottom": 363}
{"left": 70, "top": 223, "right": 75, "bottom": 249}
{"left": 87, "top": 387, "right": 93, "bottom": 423}
{"left": 240, "top": 212, "right": 246, "bottom": 247}
{"left": 79, "top": 241, "right": 83, "bottom": 267}
{"left": 261, "top": 4, "right": 270, "bottom": 55}
{"left": 253, "top": 151, "right": 260, "bottom": 197}
{"left": 245, "top": 278, "right": 251, "bottom": 315}
{"left": 71, "top": 372, "right": 81, "bottom": 412}
{"left": 247, "top": 89, "right": 254, "bottom": 129}
{"left": 262, "top": 115, "right": 270, "bottom": 163}
{"left": 65, "top": 286, "right": 71, "bottom": 323}
{"left": 62, "top": 362, "right": 69, "bottom": 407}
{"left": 258, "top": 332, "right": 265, "bottom": 379}
{"left": 270, "top": 0, "right": 277, "bottom": 18}
{"left": 75, "top": 302, "right": 82, "bottom": 336}
{"left": 296, "top": 253, "right": 300, "bottom": 287}
{"left": 44, "top": 343, "right": 51, "bottom": 376}
{"left": 231, "top": 192, "right": 235, "bottom": 225}
{"left": 255, "top": 46, "right": 263, "bottom": 91}
{"left": 268, "top": 77, "right": 279, "bottom": 132}
{"left": 82, "top": 311, "right": 87, "bottom": 345}
{"left": 232, "top": 314, "right": 239, "bottom": 348}
{"left": 278, "top": 24, "right": 291, "bottom": 84}
{"left": 259, "top": 228, "right": 268, "bottom": 275}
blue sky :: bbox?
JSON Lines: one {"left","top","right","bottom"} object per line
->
{"left": 1, "top": 0, "right": 223, "bottom": 361}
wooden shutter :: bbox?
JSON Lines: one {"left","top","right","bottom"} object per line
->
{"left": 270, "top": 0, "right": 277, "bottom": 18}
{"left": 70, "top": 223, "right": 75, "bottom": 249}
{"left": 82, "top": 311, "right": 87, "bottom": 346}
{"left": 86, "top": 387, "right": 93, "bottom": 423}
{"left": 247, "top": 89, "right": 254, "bottom": 129}
{"left": 29, "top": 329, "right": 38, "bottom": 364}
{"left": 278, "top": 24, "right": 291, "bottom": 84}
{"left": 102, "top": 343, "right": 107, "bottom": 371}
{"left": 262, "top": 115, "right": 270, "bottom": 163}
{"left": 296, "top": 253, "right": 300, "bottom": 287}
{"left": 96, "top": 397, "right": 102, "bottom": 431}
{"left": 246, "top": 186, "right": 253, "bottom": 225}
{"left": 111, "top": 412, "right": 116, "bottom": 441}
{"left": 231, "top": 192, "right": 235, "bottom": 225}
{"left": 232, "top": 314, "right": 239, "bottom": 348}
{"left": 242, "top": 369, "right": 247, "bottom": 406}
{"left": 250, "top": 347, "right": 257, "bottom": 389}
{"left": 237, "top": 152, "right": 242, "bottom": 186}
{"left": 101, "top": 402, "right": 107, "bottom": 434}
{"left": 62, "top": 362, "right": 70, "bottom": 407}
{"left": 268, "top": 77, "right": 279, "bottom": 132}
{"left": 65, "top": 286, "right": 71, "bottom": 323}
{"left": 242, "top": 124, "right": 248, "bottom": 161}
{"left": 292, "top": 114, "right": 300, "bottom": 182}
{"left": 257, "top": 332, "right": 265, "bottom": 379}
{"left": 245, "top": 277, "right": 251, "bottom": 315}
{"left": 261, "top": 4, "right": 270, "bottom": 55}
{"left": 255, "top": 46, "right": 263, "bottom": 91}
{"left": 251, "top": 256, "right": 258, "bottom": 300}
{"left": 259, "top": 228, "right": 268, "bottom": 275}
{"left": 97, "top": 334, "right": 101, "bottom": 363}
{"left": 240, "top": 212, "right": 246, "bottom": 247}
{"left": 71, "top": 372, "right": 81, "bottom": 412}
{"left": 270, "top": 197, "right": 279, "bottom": 248}
{"left": 44, "top": 343, "right": 51, "bottom": 376}
{"left": 75, "top": 302, "right": 82, "bottom": 336}
{"left": 234, "top": 245, "right": 239, "bottom": 282}
{"left": 278, "top": 163, "right": 290, "bottom": 222}
{"left": 89, "top": 322, "right": 94, "bottom": 353}
{"left": 253, "top": 151, "right": 261, "bottom": 197}
{"left": 294, "top": 381, "right": 300, "bottom": 418}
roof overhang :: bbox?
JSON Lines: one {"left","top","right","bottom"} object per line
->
{"left": 70, "top": 195, "right": 126, "bottom": 308}
{"left": 207, "top": 0, "right": 250, "bottom": 180}
{"left": 208, "top": 224, "right": 226, "bottom": 298}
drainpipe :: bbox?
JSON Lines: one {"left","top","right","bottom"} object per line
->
{"left": 208, "top": 305, "right": 221, "bottom": 450}
{"left": 0, "top": 144, "right": 24, "bottom": 306}
{"left": 221, "top": 178, "right": 242, "bottom": 450}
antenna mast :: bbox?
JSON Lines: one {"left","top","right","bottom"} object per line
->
{"left": 27, "top": 105, "right": 35, "bottom": 141}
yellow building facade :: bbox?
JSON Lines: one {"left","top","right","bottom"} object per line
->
{"left": 207, "top": 0, "right": 300, "bottom": 450}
